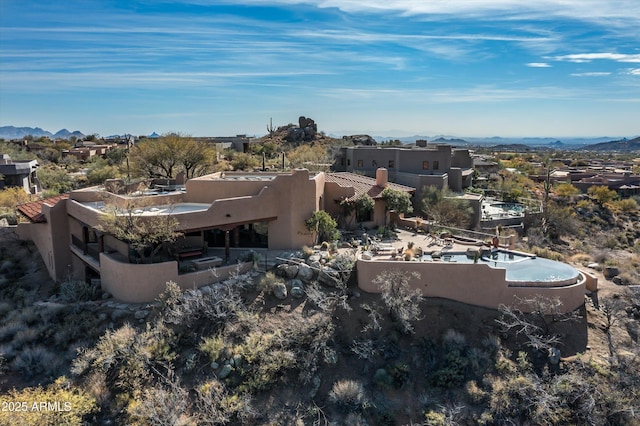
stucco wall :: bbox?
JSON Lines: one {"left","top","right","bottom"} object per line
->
{"left": 356, "top": 258, "right": 585, "bottom": 313}
{"left": 16, "top": 200, "right": 71, "bottom": 281}
{"left": 100, "top": 252, "right": 253, "bottom": 302}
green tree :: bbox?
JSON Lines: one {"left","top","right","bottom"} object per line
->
{"left": 421, "top": 186, "right": 473, "bottom": 228}
{"left": 305, "top": 210, "right": 339, "bottom": 244}
{"left": 230, "top": 152, "right": 259, "bottom": 171}
{"left": 86, "top": 158, "right": 121, "bottom": 185}
{"left": 554, "top": 182, "right": 580, "bottom": 199}
{"left": 129, "top": 133, "right": 213, "bottom": 178}
{"left": 588, "top": 185, "right": 618, "bottom": 205}
{"left": 38, "top": 165, "right": 77, "bottom": 195}
{"left": 354, "top": 193, "right": 375, "bottom": 223}
{"left": 381, "top": 187, "right": 413, "bottom": 225}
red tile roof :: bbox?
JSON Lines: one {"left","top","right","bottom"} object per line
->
{"left": 17, "top": 194, "right": 69, "bottom": 223}
{"left": 324, "top": 173, "right": 415, "bottom": 201}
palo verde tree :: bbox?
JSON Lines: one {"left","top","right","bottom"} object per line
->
{"left": 129, "top": 133, "right": 214, "bottom": 179}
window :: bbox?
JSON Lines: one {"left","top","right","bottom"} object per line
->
{"left": 340, "top": 158, "right": 345, "bottom": 166}
{"left": 388, "top": 160, "right": 395, "bottom": 168}
{"left": 422, "top": 161, "right": 429, "bottom": 170}
{"left": 433, "top": 160, "right": 439, "bottom": 170}
{"left": 357, "top": 159, "right": 363, "bottom": 168}
{"left": 347, "top": 159, "right": 351, "bottom": 166}
{"left": 372, "top": 160, "right": 378, "bottom": 168}
{"left": 356, "top": 209, "right": 373, "bottom": 222}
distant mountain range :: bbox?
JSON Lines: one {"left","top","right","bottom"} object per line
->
{"left": 370, "top": 134, "right": 629, "bottom": 147}
{"left": 0, "top": 126, "right": 85, "bottom": 140}
{"left": 2, "top": 125, "right": 638, "bottom": 151}
{"left": 576, "top": 136, "right": 640, "bottom": 152}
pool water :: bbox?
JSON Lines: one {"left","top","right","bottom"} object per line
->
{"left": 422, "top": 250, "right": 580, "bottom": 283}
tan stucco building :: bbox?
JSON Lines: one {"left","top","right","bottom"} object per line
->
{"left": 16, "top": 168, "right": 414, "bottom": 302}
{"left": 332, "top": 143, "right": 474, "bottom": 197}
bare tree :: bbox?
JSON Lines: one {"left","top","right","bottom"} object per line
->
{"left": 373, "top": 270, "right": 422, "bottom": 334}
{"left": 496, "top": 296, "right": 581, "bottom": 353}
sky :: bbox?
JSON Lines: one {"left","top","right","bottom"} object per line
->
{"left": 1, "top": 0, "right": 639, "bottom": 139}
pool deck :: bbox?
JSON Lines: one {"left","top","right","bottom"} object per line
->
{"left": 361, "top": 228, "right": 493, "bottom": 260}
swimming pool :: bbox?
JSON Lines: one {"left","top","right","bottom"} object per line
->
{"left": 422, "top": 250, "right": 580, "bottom": 284}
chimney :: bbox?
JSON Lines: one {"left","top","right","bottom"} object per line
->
{"left": 376, "top": 168, "right": 388, "bottom": 188}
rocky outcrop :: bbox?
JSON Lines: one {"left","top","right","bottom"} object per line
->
{"left": 342, "top": 134, "right": 377, "bottom": 146}
{"left": 284, "top": 116, "right": 318, "bottom": 143}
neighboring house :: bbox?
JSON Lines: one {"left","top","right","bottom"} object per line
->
{"left": 62, "top": 142, "right": 114, "bottom": 162}
{"left": 15, "top": 168, "right": 414, "bottom": 303}
{"left": 530, "top": 168, "right": 640, "bottom": 198}
{"left": 0, "top": 154, "right": 41, "bottom": 194}
{"left": 208, "top": 134, "right": 257, "bottom": 153}
{"left": 332, "top": 143, "right": 474, "bottom": 199}
{"left": 324, "top": 168, "right": 415, "bottom": 229}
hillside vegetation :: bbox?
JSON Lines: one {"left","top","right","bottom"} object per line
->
{"left": 0, "top": 228, "right": 639, "bottom": 424}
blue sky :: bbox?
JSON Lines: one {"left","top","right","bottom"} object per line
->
{"left": 1, "top": 0, "right": 639, "bottom": 138}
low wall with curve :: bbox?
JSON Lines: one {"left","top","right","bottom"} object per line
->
{"left": 356, "top": 258, "right": 586, "bottom": 313}
{"left": 100, "top": 252, "right": 252, "bottom": 303}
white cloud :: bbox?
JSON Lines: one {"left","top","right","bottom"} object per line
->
{"left": 570, "top": 72, "right": 611, "bottom": 77}
{"left": 553, "top": 53, "right": 640, "bottom": 63}
{"left": 526, "top": 62, "right": 551, "bottom": 67}
{"left": 626, "top": 68, "right": 640, "bottom": 75}
{"left": 222, "top": 0, "right": 640, "bottom": 28}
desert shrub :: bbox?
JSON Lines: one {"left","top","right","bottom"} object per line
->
{"left": 235, "top": 330, "right": 297, "bottom": 392}
{"left": 611, "top": 198, "right": 639, "bottom": 213}
{"left": 11, "top": 345, "right": 62, "bottom": 379}
{"left": 199, "top": 334, "right": 227, "bottom": 363}
{"left": 328, "top": 379, "right": 368, "bottom": 411}
{"left": 487, "top": 374, "right": 552, "bottom": 423}
{"left": 430, "top": 348, "right": 469, "bottom": 388}
{"left": 374, "top": 270, "right": 422, "bottom": 334}
{"left": 159, "top": 283, "right": 245, "bottom": 331}
{"left": 257, "top": 271, "right": 284, "bottom": 294}
{"left": 59, "top": 279, "right": 97, "bottom": 303}
{"left": 0, "top": 186, "right": 31, "bottom": 208}
{"left": 127, "top": 371, "right": 193, "bottom": 426}
{"left": 155, "top": 281, "right": 182, "bottom": 311}
{"left": 301, "top": 245, "right": 314, "bottom": 259}
{"left": 497, "top": 297, "right": 581, "bottom": 355}
{"left": 71, "top": 324, "right": 148, "bottom": 396}
{"left": 0, "top": 320, "right": 23, "bottom": 342}
{"left": 529, "top": 246, "right": 564, "bottom": 261}
{"left": 442, "top": 329, "right": 466, "bottom": 349}
{"left": 465, "top": 380, "right": 488, "bottom": 404}
{"left": 11, "top": 326, "right": 42, "bottom": 348}
{"left": 423, "top": 410, "right": 447, "bottom": 426}
{"left": 388, "top": 362, "right": 411, "bottom": 387}
{"left": 195, "top": 379, "right": 256, "bottom": 424}
{"left": 0, "top": 376, "right": 96, "bottom": 426}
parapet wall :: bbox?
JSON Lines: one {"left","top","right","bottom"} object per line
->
{"left": 356, "top": 258, "right": 586, "bottom": 313}
{"left": 100, "top": 253, "right": 252, "bottom": 303}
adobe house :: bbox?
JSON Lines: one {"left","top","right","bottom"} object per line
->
{"left": 324, "top": 168, "right": 415, "bottom": 229}
{"left": 332, "top": 142, "right": 474, "bottom": 197}
{"left": 16, "top": 168, "right": 414, "bottom": 303}
{"left": 0, "top": 154, "right": 41, "bottom": 194}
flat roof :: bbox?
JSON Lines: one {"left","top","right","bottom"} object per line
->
{"left": 80, "top": 201, "right": 210, "bottom": 215}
